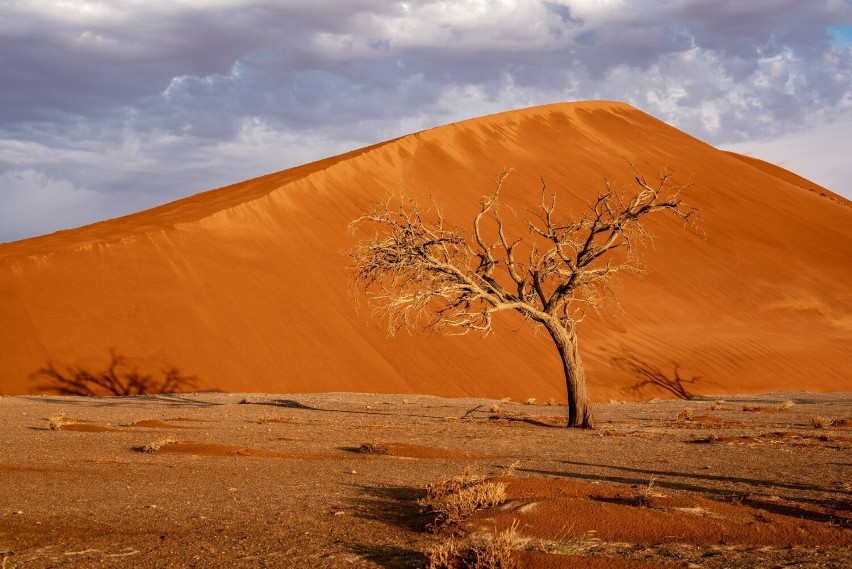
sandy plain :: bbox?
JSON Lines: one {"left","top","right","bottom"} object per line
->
{"left": 1, "top": 391, "right": 849, "bottom": 568}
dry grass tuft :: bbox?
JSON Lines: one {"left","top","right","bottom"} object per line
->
{"left": 47, "top": 412, "right": 71, "bottom": 431}
{"left": 524, "top": 398, "right": 536, "bottom": 405}
{"left": 710, "top": 400, "right": 725, "bottom": 411}
{"left": 425, "top": 522, "right": 518, "bottom": 569}
{"left": 534, "top": 530, "right": 601, "bottom": 556}
{"left": 676, "top": 407, "right": 694, "bottom": 422}
{"left": 489, "top": 403, "right": 501, "bottom": 414}
{"left": 136, "top": 436, "right": 177, "bottom": 453}
{"left": 471, "top": 522, "right": 518, "bottom": 568}
{"left": 809, "top": 416, "right": 837, "bottom": 429}
{"left": 632, "top": 478, "right": 665, "bottom": 507}
{"left": 779, "top": 400, "right": 795, "bottom": 410}
{"left": 545, "top": 397, "right": 557, "bottom": 406}
{"left": 425, "top": 537, "right": 462, "bottom": 569}
{"left": 500, "top": 461, "right": 520, "bottom": 478}
{"left": 358, "top": 442, "right": 390, "bottom": 455}
{"left": 420, "top": 467, "right": 507, "bottom": 529}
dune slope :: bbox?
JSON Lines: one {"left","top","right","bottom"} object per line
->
{"left": 1, "top": 101, "right": 850, "bottom": 401}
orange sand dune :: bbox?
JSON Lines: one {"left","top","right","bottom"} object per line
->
{"left": 1, "top": 101, "right": 850, "bottom": 401}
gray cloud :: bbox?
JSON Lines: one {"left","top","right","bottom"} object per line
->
{"left": 1, "top": 0, "right": 850, "bottom": 243}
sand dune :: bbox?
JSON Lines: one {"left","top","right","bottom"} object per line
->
{"left": 1, "top": 101, "right": 850, "bottom": 401}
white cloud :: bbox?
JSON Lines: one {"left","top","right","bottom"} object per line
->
{"left": 0, "top": 169, "right": 99, "bottom": 242}
{"left": 0, "top": 0, "right": 850, "bottom": 241}
{"left": 723, "top": 116, "right": 852, "bottom": 197}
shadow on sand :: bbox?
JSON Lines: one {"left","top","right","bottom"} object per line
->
{"left": 344, "top": 485, "right": 430, "bottom": 568}
{"left": 613, "top": 353, "right": 712, "bottom": 400}
{"left": 29, "top": 349, "right": 214, "bottom": 403}
{"left": 521, "top": 459, "right": 851, "bottom": 527}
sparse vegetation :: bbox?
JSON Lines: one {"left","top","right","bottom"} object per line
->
{"left": 676, "top": 407, "right": 694, "bottom": 422}
{"left": 809, "top": 416, "right": 833, "bottom": 429}
{"left": 711, "top": 400, "right": 725, "bottom": 411}
{"left": 534, "top": 530, "right": 601, "bottom": 556}
{"left": 779, "top": 400, "right": 794, "bottom": 410}
{"left": 47, "top": 412, "right": 71, "bottom": 431}
{"left": 633, "top": 478, "right": 665, "bottom": 507}
{"left": 350, "top": 168, "right": 699, "bottom": 428}
{"left": 136, "top": 436, "right": 177, "bottom": 453}
{"left": 524, "top": 398, "right": 536, "bottom": 405}
{"left": 545, "top": 398, "right": 557, "bottom": 406}
{"left": 426, "top": 522, "right": 518, "bottom": 569}
{"left": 420, "top": 468, "right": 507, "bottom": 529}
{"left": 358, "top": 442, "right": 390, "bottom": 455}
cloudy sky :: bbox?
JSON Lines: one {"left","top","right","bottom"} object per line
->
{"left": 1, "top": 0, "right": 850, "bottom": 243}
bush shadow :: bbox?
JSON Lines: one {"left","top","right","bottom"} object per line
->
{"left": 30, "top": 349, "right": 205, "bottom": 397}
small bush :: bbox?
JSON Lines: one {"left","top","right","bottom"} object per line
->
{"left": 136, "top": 436, "right": 177, "bottom": 453}
{"left": 676, "top": 407, "right": 694, "bottom": 422}
{"left": 779, "top": 400, "right": 794, "bottom": 410}
{"left": 426, "top": 523, "right": 518, "bottom": 569}
{"left": 420, "top": 468, "right": 507, "bottom": 529}
{"left": 810, "top": 416, "right": 833, "bottom": 429}
{"left": 545, "top": 398, "right": 557, "bottom": 406}
{"left": 47, "top": 412, "right": 71, "bottom": 431}
{"left": 359, "top": 442, "right": 390, "bottom": 455}
{"left": 524, "top": 398, "right": 536, "bottom": 405}
{"left": 425, "top": 537, "right": 462, "bottom": 569}
{"left": 471, "top": 522, "right": 518, "bottom": 568}
{"left": 710, "top": 400, "right": 725, "bottom": 411}
{"left": 633, "top": 478, "right": 665, "bottom": 507}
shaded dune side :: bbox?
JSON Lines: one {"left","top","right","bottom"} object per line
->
{"left": 1, "top": 101, "right": 850, "bottom": 401}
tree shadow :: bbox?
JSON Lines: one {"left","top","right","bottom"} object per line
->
{"left": 519, "top": 460, "right": 851, "bottom": 527}
{"left": 351, "top": 485, "right": 430, "bottom": 533}
{"left": 30, "top": 349, "right": 202, "bottom": 396}
{"left": 613, "top": 354, "right": 711, "bottom": 399}
{"left": 247, "top": 399, "right": 446, "bottom": 421}
{"left": 342, "top": 485, "right": 431, "bottom": 568}
{"left": 343, "top": 542, "right": 427, "bottom": 569}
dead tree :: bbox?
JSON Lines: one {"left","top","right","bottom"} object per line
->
{"left": 349, "top": 169, "right": 699, "bottom": 428}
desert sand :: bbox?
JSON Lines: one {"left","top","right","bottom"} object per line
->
{"left": 1, "top": 101, "right": 850, "bottom": 402}
{"left": 0, "top": 392, "right": 849, "bottom": 567}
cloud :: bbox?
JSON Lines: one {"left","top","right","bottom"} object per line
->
{"left": 0, "top": 169, "right": 99, "bottom": 242}
{"left": 1, "top": 0, "right": 850, "bottom": 242}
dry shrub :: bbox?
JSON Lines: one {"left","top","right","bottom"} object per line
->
{"left": 136, "top": 436, "right": 177, "bottom": 453}
{"left": 545, "top": 398, "right": 557, "bottom": 406}
{"left": 810, "top": 416, "right": 836, "bottom": 429}
{"left": 47, "top": 412, "right": 71, "bottom": 431}
{"left": 471, "top": 522, "right": 518, "bottom": 569}
{"left": 524, "top": 398, "right": 536, "bottom": 405}
{"left": 500, "top": 461, "right": 520, "bottom": 478}
{"left": 426, "top": 523, "right": 518, "bottom": 569}
{"left": 359, "top": 442, "right": 390, "bottom": 455}
{"left": 420, "top": 468, "right": 507, "bottom": 529}
{"left": 535, "top": 530, "right": 601, "bottom": 556}
{"left": 489, "top": 403, "right": 501, "bottom": 414}
{"left": 633, "top": 478, "right": 665, "bottom": 507}
{"left": 779, "top": 400, "right": 794, "bottom": 410}
{"left": 710, "top": 400, "right": 725, "bottom": 411}
{"left": 426, "top": 537, "right": 462, "bottom": 569}
{"left": 676, "top": 407, "right": 694, "bottom": 422}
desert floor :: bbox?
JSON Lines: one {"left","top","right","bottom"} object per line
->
{"left": 1, "top": 392, "right": 849, "bottom": 568}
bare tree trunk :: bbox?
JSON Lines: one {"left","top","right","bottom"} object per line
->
{"left": 545, "top": 321, "right": 594, "bottom": 429}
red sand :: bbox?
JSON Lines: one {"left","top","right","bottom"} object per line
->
{"left": 1, "top": 101, "right": 850, "bottom": 401}
{"left": 474, "top": 477, "right": 850, "bottom": 548}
